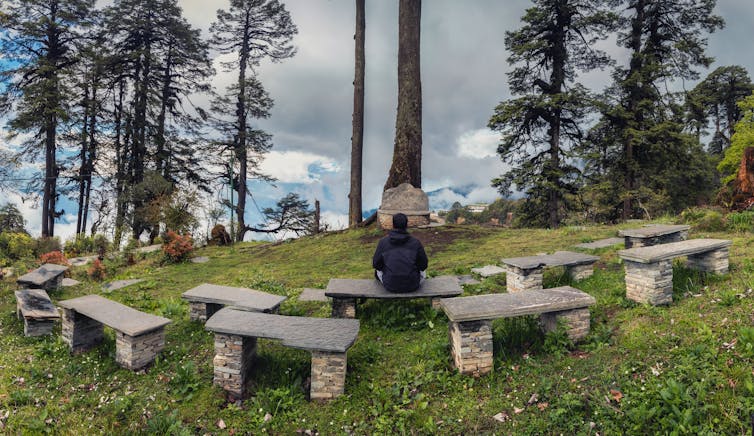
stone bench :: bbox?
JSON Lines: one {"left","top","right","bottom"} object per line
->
{"left": 58, "top": 295, "right": 172, "bottom": 370}
{"left": 618, "top": 238, "right": 732, "bottom": 306}
{"left": 15, "top": 289, "right": 60, "bottom": 336}
{"left": 440, "top": 286, "right": 596, "bottom": 377}
{"left": 17, "top": 263, "right": 68, "bottom": 291}
{"left": 618, "top": 224, "right": 690, "bottom": 248}
{"left": 181, "top": 283, "right": 286, "bottom": 322}
{"left": 325, "top": 276, "right": 463, "bottom": 318}
{"left": 205, "top": 308, "right": 360, "bottom": 401}
{"left": 501, "top": 251, "right": 599, "bottom": 293}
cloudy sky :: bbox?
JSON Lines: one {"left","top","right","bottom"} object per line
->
{"left": 5, "top": 0, "right": 754, "bottom": 239}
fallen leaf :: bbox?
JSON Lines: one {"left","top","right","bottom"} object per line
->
{"left": 537, "top": 402, "right": 549, "bottom": 411}
{"left": 527, "top": 393, "right": 539, "bottom": 405}
{"left": 264, "top": 413, "right": 272, "bottom": 422}
{"left": 217, "top": 419, "right": 226, "bottom": 429}
{"left": 513, "top": 407, "right": 524, "bottom": 414}
{"left": 610, "top": 389, "right": 623, "bottom": 403}
{"left": 492, "top": 412, "right": 509, "bottom": 422}
{"left": 729, "top": 379, "right": 737, "bottom": 389}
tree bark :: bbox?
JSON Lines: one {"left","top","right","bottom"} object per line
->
{"left": 348, "top": 0, "right": 365, "bottom": 228}
{"left": 623, "top": 0, "right": 646, "bottom": 220}
{"left": 384, "top": 0, "right": 422, "bottom": 191}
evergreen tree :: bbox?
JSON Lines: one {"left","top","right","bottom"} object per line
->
{"left": 588, "top": 0, "right": 723, "bottom": 219}
{"left": 718, "top": 91, "right": 754, "bottom": 185}
{"left": 686, "top": 65, "right": 753, "bottom": 154}
{"left": 0, "top": 0, "right": 95, "bottom": 237}
{"left": 488, "top": 0, "right": 616, "bottom": 228}
{"left": 0, "top": 203, "right": 27, "bottom": 234}
{"left": 348, "top": 0, "right": 365, "bottom": 227}
{"left": 384, "top": 0, "right": 422, "bottom": 190}
{"left": 209, "top": 0, "right": 297, "bottom": 242}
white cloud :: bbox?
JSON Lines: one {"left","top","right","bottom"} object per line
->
{"left": 259, "top": 150, "right": 340, "bottom": 184}
{"left": 456, "top": 128, "right": 500, "bottom": 159}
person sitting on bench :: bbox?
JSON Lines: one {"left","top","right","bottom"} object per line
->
{"left": 372, "top": 213, "right": 428, "bottom": 292}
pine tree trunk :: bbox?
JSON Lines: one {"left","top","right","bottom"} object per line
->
{"left": 235, "top": 16, "right": 251, "bottom": 242}
{"left": 384, "top": 0, "right": 422, "bottom": 191}
{"left": 349, "top": 0, "right": 365, "bottom": 227}
{"left": 623, "top": 0, "right": 645, "bottom": 220}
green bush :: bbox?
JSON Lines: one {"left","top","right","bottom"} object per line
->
{"left": 0, "top": 232, "right": 35, "bottom": 261}
{"left": 34, "top": 236, "right": 62, "bottom": 256}
{"left": 727, "top": 211, "right": 754, "bottom": 232}
{"left": 680, "top": 207, "right": 727, "bottom": 232}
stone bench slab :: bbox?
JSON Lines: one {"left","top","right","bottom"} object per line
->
{"left": 182, "top": 283, "right": 286, "bottom": 312}
{"left": 59, "top": 295, "right": 171, "bottom": 337}
{"left": 17, "top": 264, "right": 68, "bottom": 288}
{"left": 502, "top": 251, "right": 599, "bottom": 270}
{"left": 440, "top": 286, "right": 596, "bottom": 322}
{"left": 471, "top": 265, "right": 506, "bottom": 278}
{"left": 205, "top": 308, "right": 359, "bottom": 353}
{"left": 325, "top": 275, "right": 462, "bottom": 299}
{"left": 618, "top": 224, "right": 690, "bottom": 238}
{"left": 618, "top": 239, "right": 732, "bottom": 264}
{"left": 15, "top": 289, "right": 60, "bottom": 320}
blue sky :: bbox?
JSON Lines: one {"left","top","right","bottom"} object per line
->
{"left": 2, "top": 0, "right": 753, "bottom": 240}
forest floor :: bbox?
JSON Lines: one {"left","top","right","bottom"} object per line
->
{"left": 1, "top": 222, "right": 754, "bottom": 434}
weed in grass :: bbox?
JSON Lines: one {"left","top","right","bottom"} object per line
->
{"left": 739, "top": 327, "right": 754, "bottom": 358}
{"left": 542, "top": 322, "right": 574, "bottom": 357}
{"left": 158, "top": 297, "right": 185, "bottom": 318}
{"left": 170, "top": 362, "right": 200, "bottom": 401}
{"left": 145, "top": 410, "right": 192, "bottom": 435}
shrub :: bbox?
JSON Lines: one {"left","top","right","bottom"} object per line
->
{"left": 727, "top": 211, "right": 754, "bottom": 232}
{"left": 0, "top": 232, "right": 35, "bottom": 260}
{"left": 87, "top": 258, "right": 106, "bottom": 281}
{"left": 34, "top": 236, "right": 62, "bottom": 256}
{"left": 39, "top": 250, "right": 70, "bottom": 266}
{"left": 680, "top": 207, "right": 726, "bottom": 232}
{"left": 64, "top": 235, "right": 94, "bottom": 257}
{"left": 93, "top": 234, "right": 110, "bottom": 258}
{"left": 162, "top": 231, "right": 193, "bottom": 263}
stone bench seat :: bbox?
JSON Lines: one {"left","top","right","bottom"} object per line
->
{"left": 618, "top": 238, "right": 731, "bottom": 305}
{"left": 182, "top": 283, "right": 286, "bottom": 322}
{"left": 15, "top": 289, "right": 60, "bottom": 336}
{"left": 17, "top": 263, "right": 68, "bottom": 291}
{"left": 440, "top": 286, "right": 596, "bottom": 376}
{"left": 618, "top": 224, "right": 690, "bottom": 248}
{"left": 325, "top": 276, "right": 462, "bottom": 318}
{"left": 501, "top": 251, "right": 599, "bottom": 293}
{"left": 205, "top": 308, "right": 360, "bottom": 401}
{"left": 58, "top": 295, "right": 171, "bottom": 370}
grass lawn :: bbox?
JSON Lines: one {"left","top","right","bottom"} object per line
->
{"left": 2, "top": 223, "right": 754, "bottom": 434}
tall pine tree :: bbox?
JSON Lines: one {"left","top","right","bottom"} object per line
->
{"left": 488, "top": 0, "right": 615, "bottom": 228}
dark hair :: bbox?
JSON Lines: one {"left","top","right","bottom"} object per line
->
{"left": 392, "top": 213, "right": 408, "bottom": 230}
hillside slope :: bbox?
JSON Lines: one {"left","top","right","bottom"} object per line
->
{"left": 1, "top": 224, "right": 753, "bottom": 434}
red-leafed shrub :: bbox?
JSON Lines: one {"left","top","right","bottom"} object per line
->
{"left": 162, "top": 231, "right": 193, "bottom": 263}
{"left": 39, "top": 250, "right": 70, "bottom": 266}
{"left": 87, "top": 258, "right": 106, "bottom": 281}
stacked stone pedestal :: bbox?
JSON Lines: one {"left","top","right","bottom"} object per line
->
{"left": 116, "top": 329, "right": 166, "bottom": 370}
{"left": 61, "top": 308, "right": 104, "bottom": 353}
{"left": 310, "top": 351, "right": 347, "bottom": 400}
{"left": 213, "top": 333, "right": 257, "bottom": 399}
{"left": 331, "top": 298, "right": 356, "bottom": 318}
{"left": 624, "top": 260, "right": 673, "bottom": 305}
{"left": 448, "top": 320, "right": 493, "bottom": 377}
{"left": 568, "top": 264, "right": 594, "bottom": 281}
{"left": 22, "top": 317, "right": 56, "bottom": 336}
{"left": 686, "top": 248, "right": 729, "bottom": 274}
{"left": 539, "top": 308, "right": 591, "bottom": 341}
{"left": 506, "top": 266, "right": 543, "bottom": 293}
{"left": 189, "top": 302, "right": 222, "bottom": 322}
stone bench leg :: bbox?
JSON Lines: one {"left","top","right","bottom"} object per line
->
{"left": 448, "top": 320, "right": 493, "bottom": 377}
{"left": 310, "top": 351, "right": 347, "bottom": 401}
{"left": 23, "top": 318, "right": 55, "bottom": 337}
{"left": 540, "top": 308, "right": 591, "bottom": 341}
{"left": 331, "top": 298, "right": 356, "bottom": 318}
{"left": 506, "top": 266, "right": 543, "bottom": 293}
{"left": 115, "top": 329, "right": 166, "bottom": 370}
{"left": 213, "top": 333, "right": 256, "bottom": 399}
{"left": 686, "top": 248, "right": 729, "bottom": 274}
{"left": 431, "top": 298, "right": 442, "bottom": 309}
{"left": 61, "top": 308, "right": 104, "bottom": 353}
{"left": 567, "top": 264, "right": 594, "bottom": 281}
{"left": 624, "top": 237, "right": 647, "bottom": 249}
{"left": 624, "top": 260, "right": 673, "bottom": 305}
{"left": 189, "top": 302, "right": 222, "bottom": 322}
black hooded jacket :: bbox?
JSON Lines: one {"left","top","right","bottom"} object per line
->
{"left": 372, "top": 229, "right": 428, "bottom": 292}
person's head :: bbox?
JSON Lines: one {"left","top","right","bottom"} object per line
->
{"left": 392, "top": 213, "right": 408, "bottom": 230}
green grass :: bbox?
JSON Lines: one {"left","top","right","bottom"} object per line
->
{"left": 2, "top": 224, "right": 754, "bottom": 434}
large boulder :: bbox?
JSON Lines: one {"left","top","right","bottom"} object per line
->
{"left": 377, "top": 183, "right": 430, "bottom": 229}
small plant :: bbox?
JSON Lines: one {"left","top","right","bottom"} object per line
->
{"left": 87, "top": 258, "right": 106, "bottom": 280}
{"left": 727, "top": 211, "right": 754, "bottom": 233}
{"left": 170, "top": 362, "right": 200, "bottom": 401}
{"left": 739, "top": 327, "right": 754, "bottom": 358}
{"left": 162, "top": 231, "right": 193, "bottom": 263}
{"left": 158, "top": 297, "right": 185, "bottom": 318}
{"left": 145, "top": 411, "right": 191, "bottom": 435}
{"left": 39, "top": 250, "right": 69, "bottom": 266}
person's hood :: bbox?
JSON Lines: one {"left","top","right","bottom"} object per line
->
{"left": 388, "top": 229, "right": 411, "bottom": 244}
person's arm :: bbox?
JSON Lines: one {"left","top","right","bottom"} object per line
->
{"left": 416, "top": 242, "right": 428, "bottom": 271}
{"left": 373, "top": 239, "right": 385, "bottom": 270}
